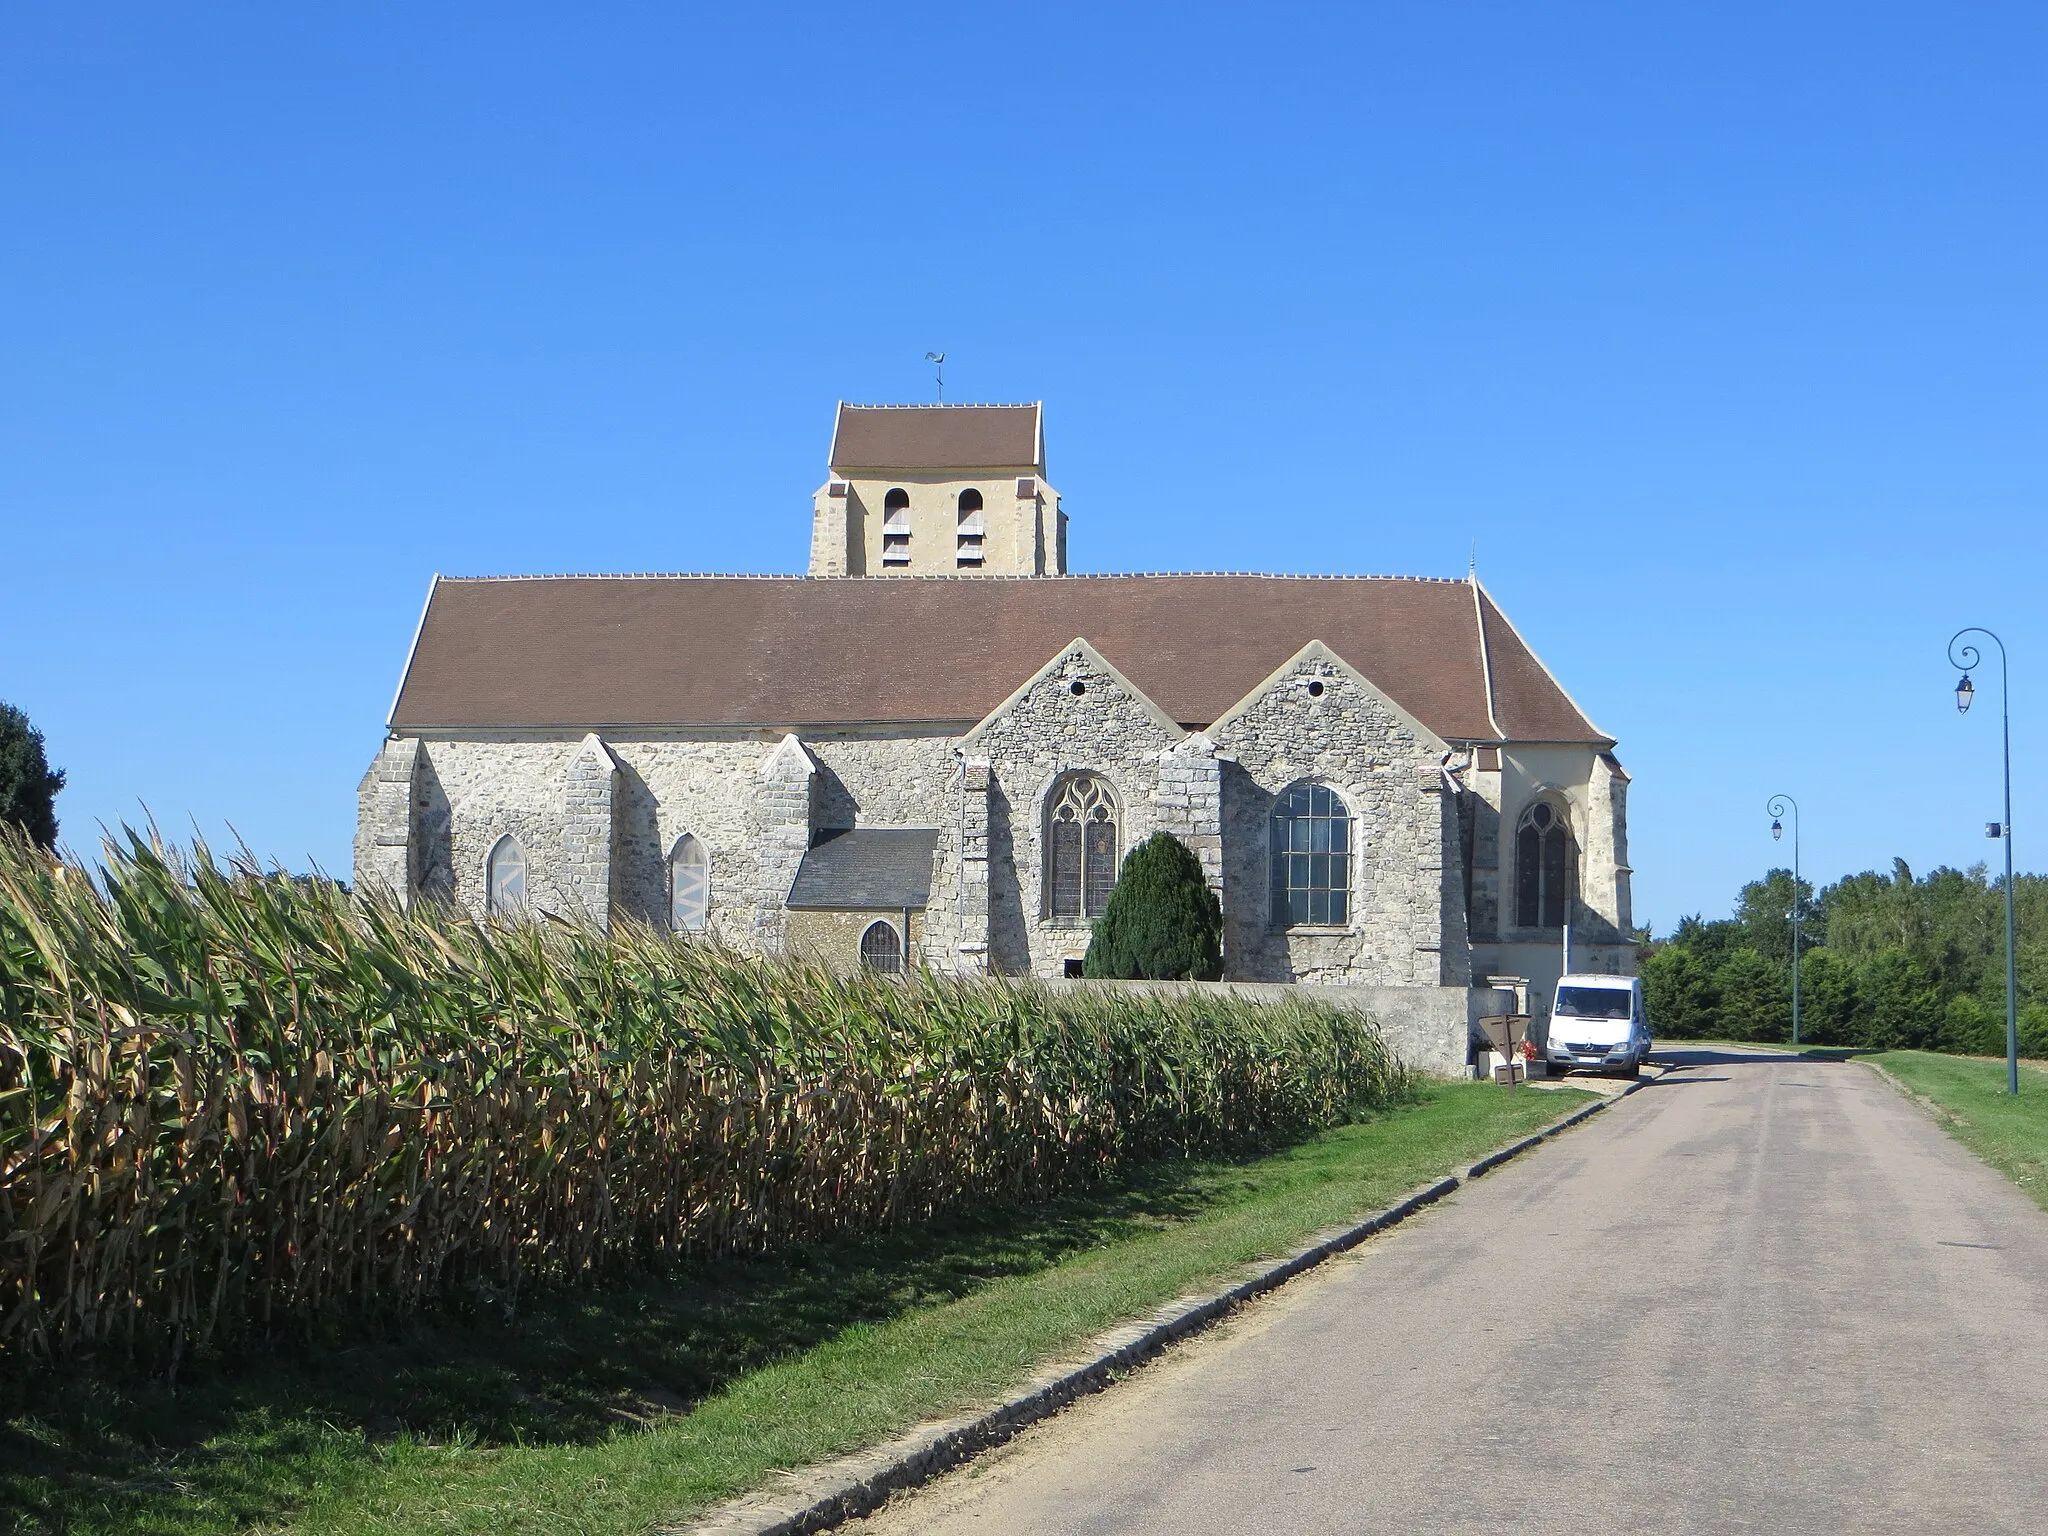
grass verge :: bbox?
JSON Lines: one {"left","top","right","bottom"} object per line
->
{"left": 1869, "top": 1050, "right": 2048, "bottom": 1211}
{"left": 1, "top": 1079, "right": 1591, "bottom": 1536}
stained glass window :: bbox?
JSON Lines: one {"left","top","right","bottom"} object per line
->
{"left": 1047, "top": 773, "right": 1119, "bottom": 919}
{"left": 1515, "top": 800, "right": 1575, "bottom": 929}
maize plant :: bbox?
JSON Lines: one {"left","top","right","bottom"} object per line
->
{"left": 0, "top": 826, "right": 1405, "bottom": 1373}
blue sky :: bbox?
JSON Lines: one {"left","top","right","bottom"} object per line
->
{"left": 3, "top": 3, "right": 2041, "bottom": 933}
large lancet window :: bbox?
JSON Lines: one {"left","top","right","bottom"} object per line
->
{"left": 859, "top": 920, "right": 904, "bottom": 974}
{"left": 486, "top": 835, "right": 527, "bottom": 918}
{"left": 1047, "top": 772, "right": 1119, "bottom": 919}
{"left": 881, "top": 488, "right": 911, "bottom": 565}
{"left": 956, "top": 488, "right": 985, "bottom": 568}
{"left": 1515, "top": 800, "right": 1576, "bottom": 929}
{"left": 668, "top": 833, "right": 708, "bottom": 932}
{"left": 1270, "top": 782, "right": 1351, "bottom": 927}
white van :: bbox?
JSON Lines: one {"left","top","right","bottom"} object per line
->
{"left": 1544, "top": 974, "right": 1651, "bottom": 1079}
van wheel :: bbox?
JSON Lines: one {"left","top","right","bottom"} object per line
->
{"left": 1619, "top": 1062, "right": 1641, "bottom": 1080}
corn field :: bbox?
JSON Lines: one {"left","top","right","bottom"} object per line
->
{"left": 0, "top": 827, "right": 1406, "bottom": 1373}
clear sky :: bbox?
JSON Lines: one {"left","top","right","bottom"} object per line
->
{"left": 3, "top": 3, "right": 2042, "bottom": 933}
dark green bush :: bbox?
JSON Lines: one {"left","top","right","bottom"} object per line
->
{"left": 0, "top": 703, "right": 62, "bottom": 849}
{"left": 1714, "top": 948, "right": 1789, "bottom": 1043}
{"left": 1082, "top": 832, "right": 1223, "bottom": 981}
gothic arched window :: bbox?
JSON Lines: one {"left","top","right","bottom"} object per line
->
{"left": 956, "top": 488, "right": 985, "bottom": 567}
{"left": 882, "top": 488, "right": 911, "bottom": 565}
{"left": 1047, "top": 772, "right": 1119, "bottom": 919}
{"left": 1516, "top": 800, "right": 1576, "bottom": 929}
{"left": 860, "top": 920, "right": 904, "bottom": 974}
{"left": 1270, "top": 782, "right": 1351, "bottom": 927}
{"left": 668, "top": 833, "right": 708, "bottom": 932}
{"left": 486, "top": 835, "right": 527, "bottom": 918}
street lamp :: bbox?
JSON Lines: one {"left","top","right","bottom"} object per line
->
{"left": 1949, "top": 628, "right": 2017, "bottom": 1096}
{"left": 1768, "top": 794, "right": 1801, "bottom": 1047}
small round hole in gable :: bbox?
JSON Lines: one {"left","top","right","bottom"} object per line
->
{"left": 1069, "top": 679, "right": 1087, "bottom": 697}
{"left": 1306, "top": 680, "right": 1326, "bottom": 698}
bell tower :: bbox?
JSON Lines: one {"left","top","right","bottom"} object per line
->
{"left": 809, "top": 402, "right": 1066, "bottom": 577}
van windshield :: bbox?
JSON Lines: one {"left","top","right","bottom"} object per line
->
{"left": 1555, "top": 986, "right": 1632, "bottom": 1020}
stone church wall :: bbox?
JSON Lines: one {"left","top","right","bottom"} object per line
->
{"left": 385, "top": 730, "right": 971, "bottom": 956}
{"left": 355, "top": 657, "right": 1614, "bottom": 1001}
{"left": 965, "top": 642, "right": 1188, "bottom": 978}
{"left": 1208, "top": 646, "right": 1467, "bottom": 987}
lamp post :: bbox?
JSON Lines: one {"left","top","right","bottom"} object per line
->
{"left": 1768, "top": 795, "right": 1801, "bottom": 1047}
{"left": 1949, "top": 628, "right": 2018, "bottom": 1096}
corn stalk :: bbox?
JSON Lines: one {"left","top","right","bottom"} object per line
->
{"left": 0, "top": 826, "right": 1405, "bottom": 1372}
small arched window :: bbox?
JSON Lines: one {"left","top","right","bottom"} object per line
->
{"left": 881, "top": 488, "right": 911, "bottom": 565}
{"left": 1270, "top": 782, "right": 1351, "bottom": 927}
{"left": 668, "top": 833, "right": 708, "bottom": 932}
{"left": 1516, "top": 800, "right": 1576, "bottom": 929}
{"left": 486, "top": 835, "right": 527, "bottom": 918}
{"left": 1047, "top": 773, "right": 1119, "bottom": 919}
{"left": 956, "top": 488, "right": 985, "bottom": 568}
{"left": 859, "top": 919, "right": 904, "bottom": 974}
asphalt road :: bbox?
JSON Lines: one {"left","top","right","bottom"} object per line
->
{"left": 856, "top": 1050, "right": 2048, "bottom": 1534}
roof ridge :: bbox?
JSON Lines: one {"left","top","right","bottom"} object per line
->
{"left": 841, "top": 402, "right": 1038, "bottom": 411}
{"left": 438, "top": 571, "right": 1472, "bottom": 584}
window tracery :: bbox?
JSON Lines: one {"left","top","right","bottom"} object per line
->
{"left": 1515, "top": 799, "right": 1576, "bottom": 929}
{"left": 1047, "top": 772, "right": 1119, "bottom": 919}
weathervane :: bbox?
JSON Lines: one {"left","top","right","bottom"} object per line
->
{"left": 925, "top": 352, "right": 945, "bottom": 402}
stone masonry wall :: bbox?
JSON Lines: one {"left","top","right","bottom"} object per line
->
{"left": 785, "top": 908, "right": 929, "bottom": 972}
{"left": 354, "top": 652, "right": 1620, "bottom": 998}
{"left": 560, "top": 734, "right": 619, "bottom": 929}
{"left": 352, "top": 737, "right": 420, "bottom": 904}
{"left": 1208, "top": 646, "right": 1462, "bottom": 986}
{"left": 368, "top": 731, "right": 971, "bottom": 957}
{"left": 966, "top": 642, "right": 1184, "bottom": 978}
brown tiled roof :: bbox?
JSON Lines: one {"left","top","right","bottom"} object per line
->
{"left": 390, "top": 574, "right": 1605, "bottom": 744}
{"left": 829, "top": 404, "right": 1042, "bottom": 473}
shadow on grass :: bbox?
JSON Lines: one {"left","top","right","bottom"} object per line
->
{"left": 0, "top": 1142, "right": 1284, "bottom": 1536}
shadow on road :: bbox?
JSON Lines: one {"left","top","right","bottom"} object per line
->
{"left": 1651, "top": 1045, "right": 1866, "bottom": 1068}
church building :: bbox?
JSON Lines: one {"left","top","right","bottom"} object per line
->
{"left": 356, "top": 401, "right": 1633, "bottom": 1016}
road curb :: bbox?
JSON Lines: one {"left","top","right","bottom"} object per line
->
{"left": 660, "top": 1067, "right": 1664, "bottom": 1536}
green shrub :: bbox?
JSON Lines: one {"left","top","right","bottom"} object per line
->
{"left": 1860, "top": 946, "right": 1946, "bottom": 1050}
{"left": 1082, "top": 832, "right": 1224, "bottom": 981}
{"left": 1797, "top": 947, "right": 1861, "bottom": 1045}
{"left": 1942, "top": 992, "right": 2001, "bottom": 1055}
{"left": 1642, "top": 945, "right": 1716, "bottom": 1038}
{"left": 2020, "top": 1001, "right": 2048, "bottom": 1060}
{"left": 1714, "top": 948, "right": 1789, "bottom": 1042}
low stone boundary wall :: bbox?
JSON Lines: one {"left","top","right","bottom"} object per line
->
{"left": 1038, "top": 979, "right": 1514, "bottom": 1078}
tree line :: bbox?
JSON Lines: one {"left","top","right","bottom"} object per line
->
{"left": 1641, "top": 859, "right": 2047, "bottom": 1053}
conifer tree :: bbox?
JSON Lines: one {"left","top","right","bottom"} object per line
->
{"left": 0, "top": 702, "right": 64, "bottom": 848}
{"left": 1082, "top": 832, "right": 1224, "bottom": 981}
